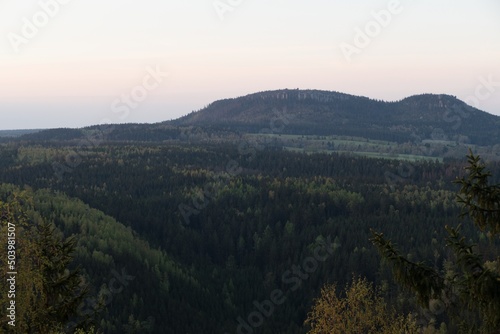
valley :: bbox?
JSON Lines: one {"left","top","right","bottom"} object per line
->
{"left": 1, "top": 89, "right": 499, "bottom": 333}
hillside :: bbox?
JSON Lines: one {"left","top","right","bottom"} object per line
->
{"left": 173, "top": 89, "right": 500, "bottom": 145}
{"left": 0, "top": 184, "right": 211, "bottom": 333}
{"left": 2, "top": 128, "right": 500, "bottom": 332}
{"left": 6, "top": 90, "right": 500, "bottom": 163}
{"left": 0, "top": 129, "right": 42, "bottom": 138}
{"left": 11, "top": 90, "right": 500, "bottom": 149}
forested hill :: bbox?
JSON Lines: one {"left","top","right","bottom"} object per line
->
{"left": 7, "top": 89, "right": 500, "bottom": 160}
{"left": 9, "top": 90, "right": 500, "bottom": 146}
{"left": 172, "top": 89, "right": 500, "bottom": 144}
{"left": 2, "top": 107, "right": 500, "bottom": 332}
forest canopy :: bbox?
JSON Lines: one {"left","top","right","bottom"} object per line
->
{"left": 0, "top": 136, "right": 499, "bottom": 333}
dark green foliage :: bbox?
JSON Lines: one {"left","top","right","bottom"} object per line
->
{"left": 7, "top": 90, "right": 500, "bottom": 148}
{"left": 36, "top": 222, "right": 88, "bottom": 331}
{"left": 456, "top": 151, "right": 500, "bottom": 235}
{"left": 372, "top": 152, "right": 500, "bottom": 333}
{"left": 19, "top": 128, "right": 85, "bottom": 142}
{"left": 371, "top": 231, "right": 446, "bottom": 305}
{"left": 0, "top": 189, "right": 89, "bottom": 333}
{"left": 1, "top": 137, "right": 499, "bottom": 333}
{"left": 445, "top": 226, "right": 500, "bottom": 331}
{"left": 173, "top": 89, "right": 500, "bottom": 145}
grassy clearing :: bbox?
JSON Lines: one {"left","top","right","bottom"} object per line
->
{"left": 283, "top": 147, "right": 442, "bottom": 162}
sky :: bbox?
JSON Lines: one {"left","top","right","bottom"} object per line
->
{"left": 0, "top": 0, "right": 499, "bottom": 130}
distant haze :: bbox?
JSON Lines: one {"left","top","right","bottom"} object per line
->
{"left": 1, "top": 0, "right": 499, "bottom": 130}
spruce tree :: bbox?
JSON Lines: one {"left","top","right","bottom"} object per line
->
{"left": 371, "top": 152, "right": 500, "bottom": 333}
{"left": 0, "top": 189, "right": 89, "bottom": 333}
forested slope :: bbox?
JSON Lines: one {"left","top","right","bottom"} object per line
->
{"left": 173, "top": 89, "right": 500, "bottom": 145}
{"left": 1, "top": 139, "right": 499, "bottom": 332}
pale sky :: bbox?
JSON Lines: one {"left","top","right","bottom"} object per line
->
{"left": 1, "top": 0, "right": 499, "bottom": 130}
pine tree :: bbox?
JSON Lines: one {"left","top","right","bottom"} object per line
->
{"left": 0, "top": 189, "right": 90, "bottom": 333}
{"left": 371, "top": 151, "right": 500, "bottom": 333}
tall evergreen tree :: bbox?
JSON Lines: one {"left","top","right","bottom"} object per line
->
{"left": 371, "top": 152, "right": 500, "bottom": 333}
{"left": 0, "top": 189, "right": 89, "bottom": 333}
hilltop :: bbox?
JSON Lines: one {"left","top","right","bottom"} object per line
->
{"left": 8, "top": 89, "right": 500, "bottom": 160}
{"left": 172, "top": 89, "right": 500, "bottom": 145}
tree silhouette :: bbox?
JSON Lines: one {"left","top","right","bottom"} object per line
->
{"left": 371, "top": 151, "right": 500, "bottom": 333}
